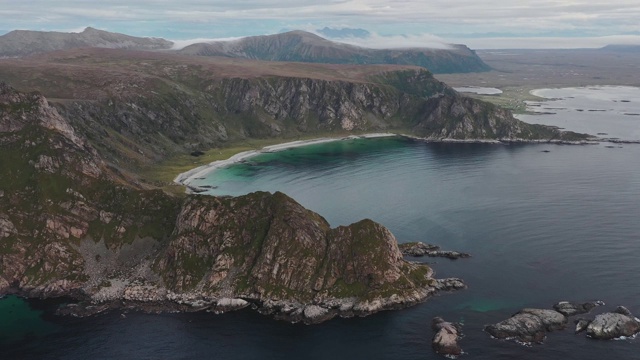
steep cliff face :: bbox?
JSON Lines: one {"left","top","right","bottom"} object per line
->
{"left": 411, "top": 95, "right": 569, "bottom": 140}
{"left": 0, "top": 83, "right": 447, "bottom": 323}
{"left": 0, "top": 83, "right": 181, "bottom": 297}
{"left": 158, "top": 193, "right": 432, "bottom": 304}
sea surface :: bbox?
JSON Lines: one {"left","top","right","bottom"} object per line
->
{"left": 517, "top": 86, "right": 640, "bottom": 141}
{"left": 2, "top": 87, "right": 640, "bottom": 359}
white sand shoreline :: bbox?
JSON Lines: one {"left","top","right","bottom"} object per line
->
{"left": 174, "top": 133, "right": 398, "bottom": 186}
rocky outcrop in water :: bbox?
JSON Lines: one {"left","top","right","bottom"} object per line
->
{"left": 432, "top": 317, "right": 464, "bottom": 357}
{"left": 553, "top": 301, "right": 601, "bottom": 317}
{"left": 584, "top": 306, "right": 640, "bottom": 340}
{"left": 486, "top": 301, "right": 640, "bottom": 344}
{"left": 399, "top": 242, "right": 471, "bottom": 259}
{"left": 485, "top": 308, "right": 568, "bottom": 344}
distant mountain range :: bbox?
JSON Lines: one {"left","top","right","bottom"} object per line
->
{"left": 0, "top": 27, "right": 490, "bottom": 74}
{"left": 0, "top": 27, "right": 172, "bottom": 57}
{"left": 600, "top": 44, "right": 640, "bottom": 53}
{"left": 178, "top": 30, "right": 491, "bottom": 74}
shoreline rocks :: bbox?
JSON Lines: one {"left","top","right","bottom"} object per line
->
{"left": 49, "top": 274, "right": 467, "bottom": 324}
{"left": 399, "top": 242, "right": 471, "bottom": 260}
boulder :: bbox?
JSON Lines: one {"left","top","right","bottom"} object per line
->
{"left": 586, "top": 307, "right": 640, "bottom": 340}
{"left": 615, "top": 305, "right": 633, "bottom": 317}
{"left": 432, "top": 317, "right": 463, "bottom": 357}
{"left": 301, "top": 305, "right": 335, "bottom": 324}
{"left": 215, "top": 298, "right": 250, "bottom": 311}
{"left": 485, "top": 308, "right": 567, "bottom": 344}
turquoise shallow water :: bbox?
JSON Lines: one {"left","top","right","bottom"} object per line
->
{"left": 0, "top": 295, "right": 58, "bottom": 345}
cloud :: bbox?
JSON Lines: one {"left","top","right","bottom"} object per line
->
{"left": 1, "top": 1, "right": 640, "bottom": 48}
{"left": 330, "top": 32, "right": 454, "bottom": 50}
{"left": 169, "top": 37, "right": 243, "bottom": 50}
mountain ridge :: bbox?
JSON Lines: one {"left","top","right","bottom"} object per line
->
{"left": 0, "top": 27, "right": 173, "bottom": 57}
{"left": 178, "top": 30, "right": 491, "bottom": 74}
{"left": 0, "top": 27, "right": 490, "bottom": 73}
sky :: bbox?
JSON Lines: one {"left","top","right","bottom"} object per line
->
{"left": 1, "top": 0, "right": 640, "bottom": 49}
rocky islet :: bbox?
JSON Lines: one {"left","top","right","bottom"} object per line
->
{"left": 484, "top": 301, "right": 640, "bottom": 344}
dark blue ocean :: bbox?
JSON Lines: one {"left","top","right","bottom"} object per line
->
{"left": 3, "top": 137, "right": 640, "bottom": 359}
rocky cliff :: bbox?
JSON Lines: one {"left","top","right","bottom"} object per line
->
{"left": 0, "top": 83, "right": 455, "bottom": 323}
{"left": 0, "top": 49, "right": 588, "bottom": 170}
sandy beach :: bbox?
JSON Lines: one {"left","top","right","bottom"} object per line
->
{"left": 174, "top": 133, "right": 398, "bottom": 187}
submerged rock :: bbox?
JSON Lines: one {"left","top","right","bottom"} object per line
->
{"left": 586, "top": 306, "right": 640, "bottom": 340}
{"left": 485, "top": 308, "right": 567, "bottom": 344}
{"left": 432, "top": 317, "right": 463, "bottom": 357}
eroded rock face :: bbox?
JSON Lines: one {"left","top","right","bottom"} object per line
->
{"left": 432, "top": 317, "right": 463, "bottom": 357}
{"left": 154, "top": 191, "right": 445, "bottom": 323}
{"left": 586, "top": 307, "right": 640, "bottom": 340}
{"left": 485, "top": 308, "right": 567, "bottom": 344}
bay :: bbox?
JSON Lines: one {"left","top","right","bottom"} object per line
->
{"left": 3, "top": 87, "right": 640, "bottom": 359}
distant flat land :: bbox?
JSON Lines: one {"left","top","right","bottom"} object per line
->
{"left": 436, "top": 49, "right": 640, "bottom": 113}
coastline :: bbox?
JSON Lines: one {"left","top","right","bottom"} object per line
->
{"left": 174, "top": 131, "right": 606, "bottom": 191}
{"left": 173, "top": 133, "right": 398, "bottom": 187}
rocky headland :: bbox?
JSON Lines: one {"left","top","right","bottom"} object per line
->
{"left": 0, "top": 82, "right": 467, "bottom": 323}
